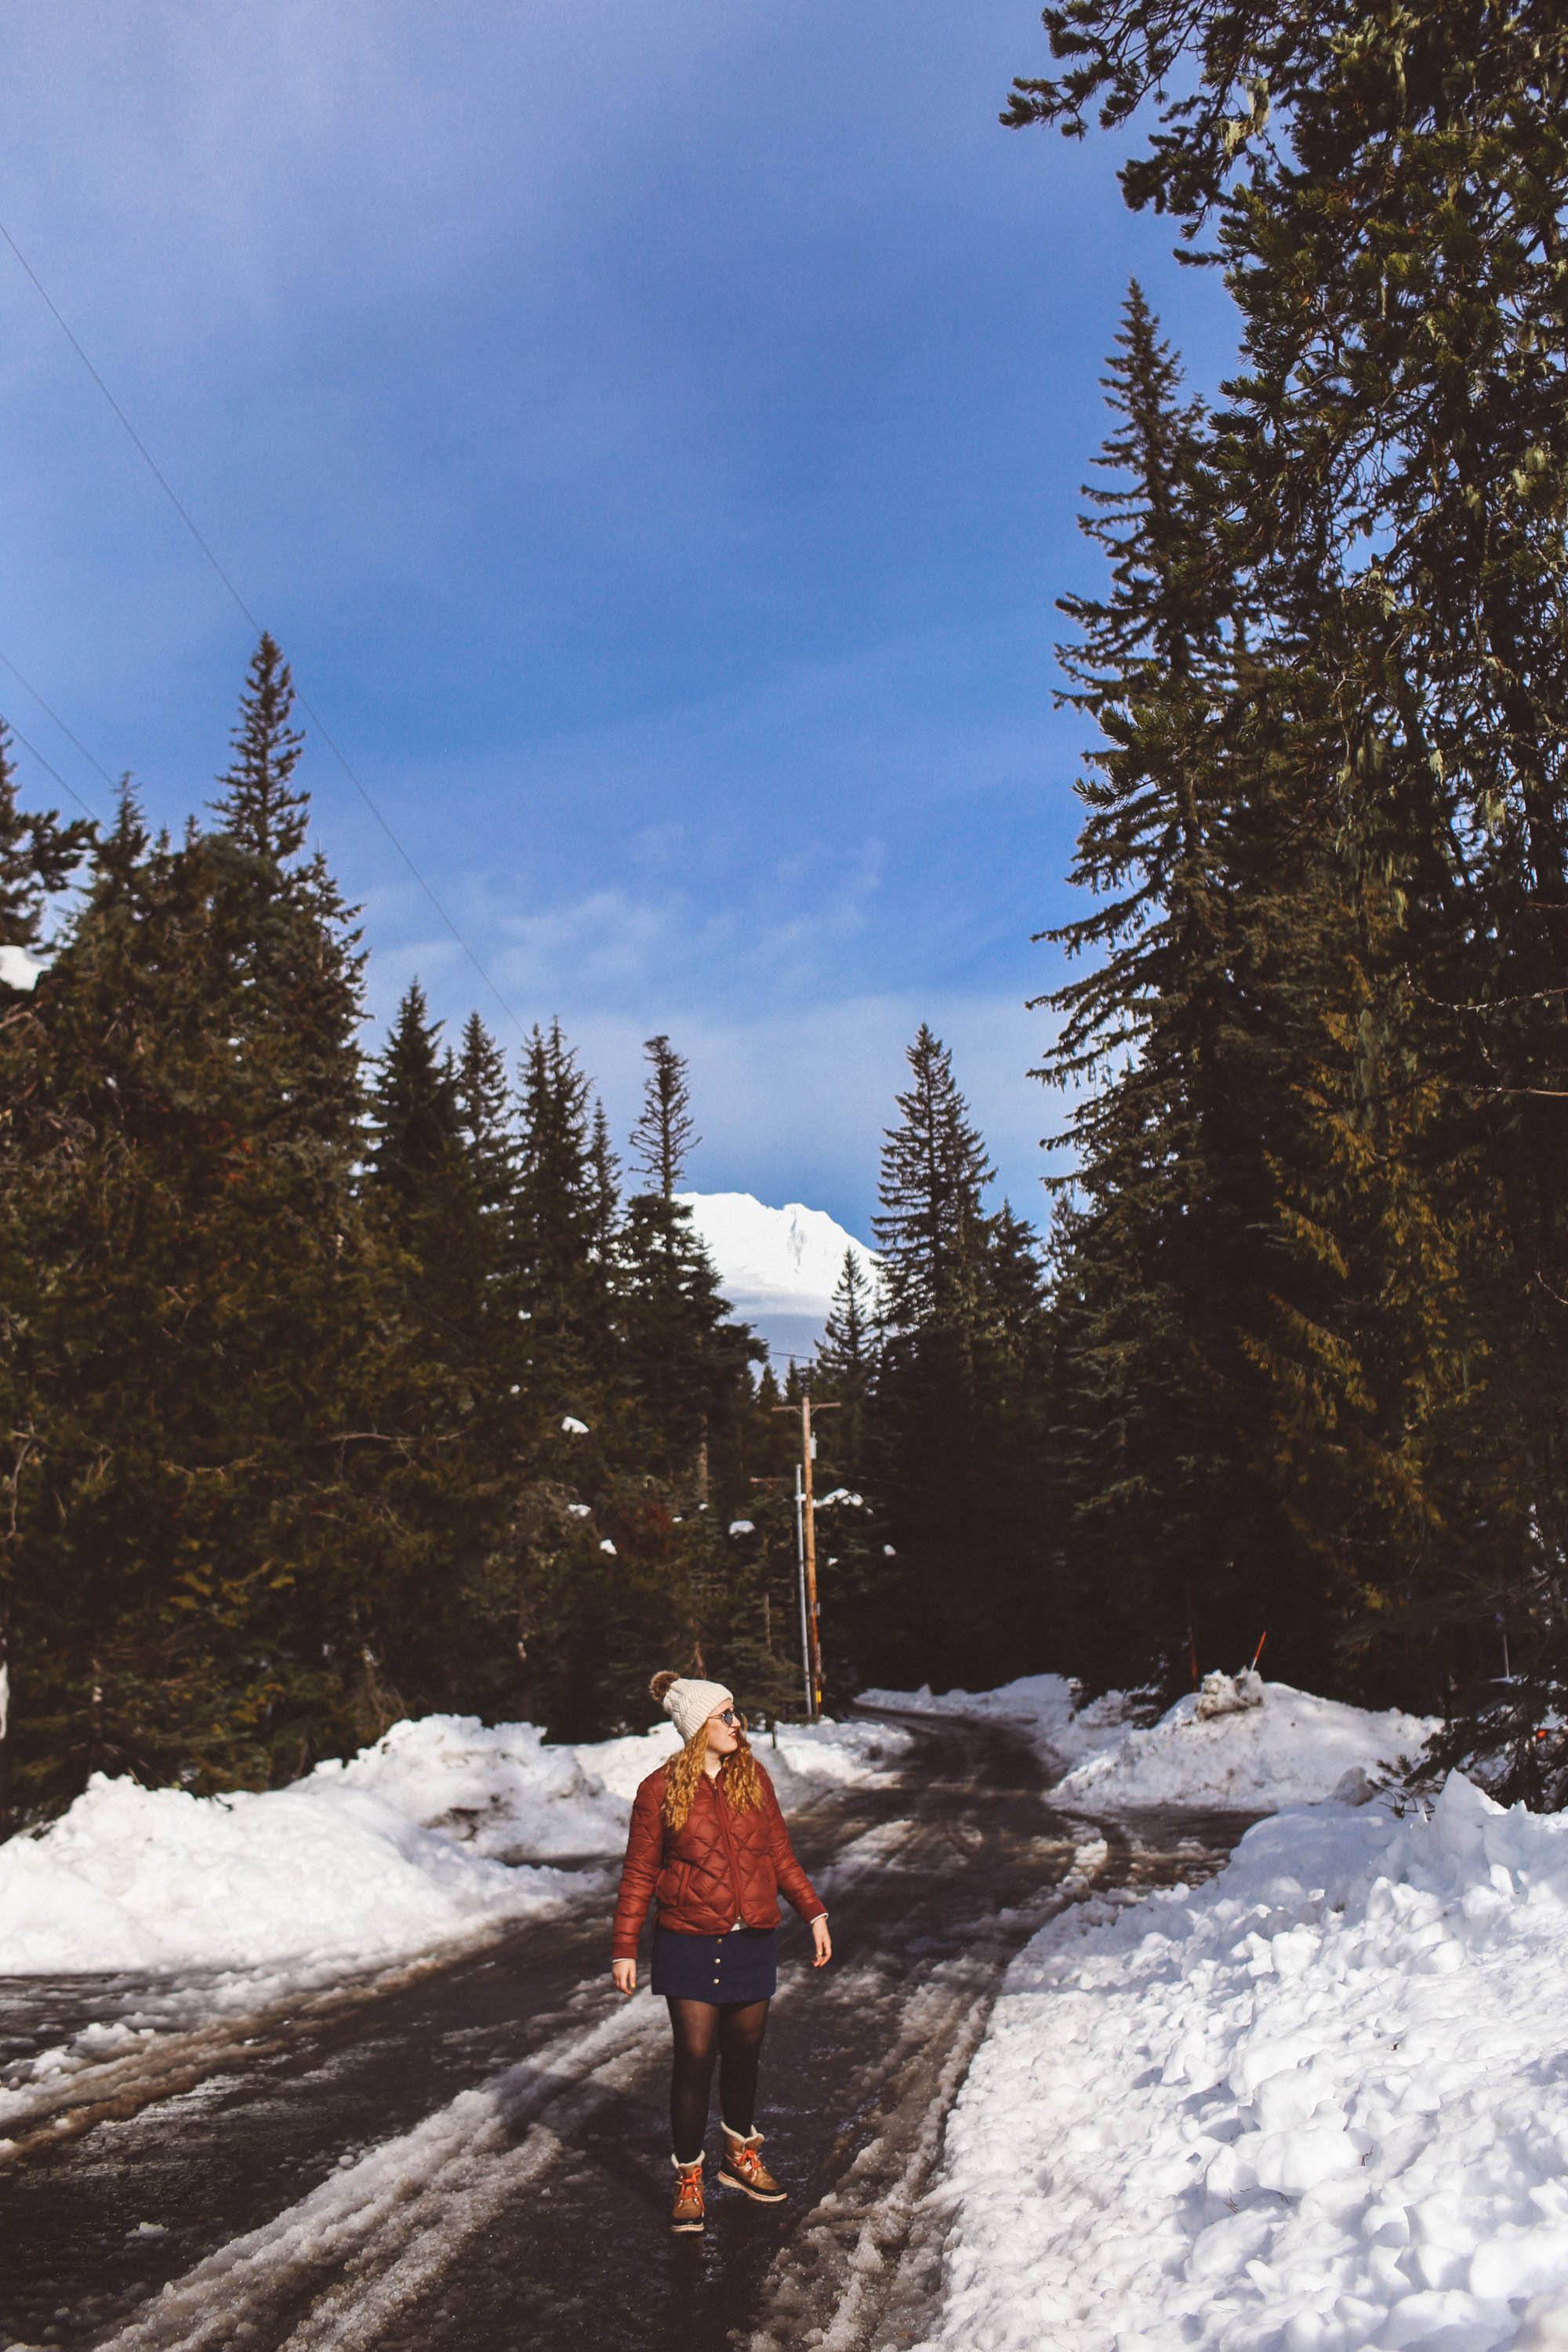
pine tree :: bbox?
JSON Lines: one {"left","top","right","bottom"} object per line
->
{"left": 2, "top": 782, "right": 394, "bottom": 1801}
{"left": 630, "top": 1033, "right": 699, "bottom": 1201}
{"left": 0, "top": 724, "right": 95, "bottom": 949}
{"left": 355, "top": 984, "right": 507, "bottom": 1719}
{"left": 617, "top": 1194, "right": 756, "bottom": 1483}
{"left": 869, "top": 1029, "right": 1040, "bottom": 1687}
{"left": 207, "top": 636, "right": 365, "bottom": 1156}
{"left": 588, "top": 1099, "right": 620, "bottom": 1262}
{"left": 0, "top": 732, "right": 94, "bottom": 1830}
{"left": 514, "top": 1021, "right": 614, "bottom": 1403}
{"left": 210, "top": 634, "right": 308, "bottom": 863}
{"left": 370, "top": 987, "right": 469, "bottom": 1236}
{"left": 1007, "top": 0, "right": 1568, "bottom": 1758}
{"left": 1030, "top": 284, "right": 1319, "bottom": 1694}
{"left": 814, "top": 1250, "right": 879, "bottom": 1483}
{"left": 618, "top": 1032, "right": 750, "bottom": 1491}
{"left": 456, "top": 1011, "right": 517, "bottom": 1214}
{"left": 873, "top": 1025, "right": 993, "bottom": 1341}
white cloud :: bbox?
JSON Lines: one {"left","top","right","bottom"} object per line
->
{"left": 542, "top": 992, "right": 1057, "bottom": 1236}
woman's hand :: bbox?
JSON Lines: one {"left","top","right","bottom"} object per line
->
{"left": 811, "top": 1915, "right": 833, "bottom": 1969}
{"left": 612, "top": 1958, "right": 637, "bottom": 1996}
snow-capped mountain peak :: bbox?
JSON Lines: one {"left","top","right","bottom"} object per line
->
{"left": 677, "top": 1191, "right": 877, "bottom": 1367}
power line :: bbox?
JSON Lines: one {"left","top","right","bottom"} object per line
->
{"left": 3, "top": 715, "right": 103, "bottom": 823}
{"left": 0, "top": 216, "right": 531, "bottom": 1044}
{"left": 0, "top": 648, "right": 122, "bottom": 799}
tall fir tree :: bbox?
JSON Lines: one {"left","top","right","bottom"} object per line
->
{"left": 0, "top": 731, "right": 95, "bottom": 1830}
{"left": 874, "top": 1024, "right": 993, "bottom": 1342}
{"left": 1032, "top": 284, "right": 1328, "bottom": 1694}
{"left": 1009, "top": 0, "right": 1568, "bottom": 1768}
{"left": 868, "top": 1029, "right": 1056, "bottom": 1686}
{"left": 619, "top": 1035, "right": 755, "bottom": 1489}
{"left": 211, "top": 634, "right": 308, "bottom": 862}
{"left": 514, "top": 1020, "right": 616, "bottom": 1404}
{"left": 630, "top": 1033, "right": 699, "bottom": 1202}
{"left": 814, "top": 1249, "right": 879, "bottom": 1484}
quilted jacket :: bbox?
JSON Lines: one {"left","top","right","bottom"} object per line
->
{"left": 612, "top": 1760, "right": 826, "bottom": 1960}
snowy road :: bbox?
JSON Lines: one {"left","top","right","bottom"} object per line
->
{"left": 0, "top": 1717, "right": 1248, "bottom": 2352}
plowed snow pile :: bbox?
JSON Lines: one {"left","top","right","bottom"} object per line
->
{"left": 1055, "top": 1679, "right": 1433, "bottom": 1813}
{"left": 0, "top": 1713, "right": 905, "bottom": 1976}
{"left": 920, "top": 1773, "right": 1568, "bottom": 2352}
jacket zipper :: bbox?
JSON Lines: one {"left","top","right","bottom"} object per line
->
{"left": 711, "top": 1775, "right": 746, "bottom": 1928}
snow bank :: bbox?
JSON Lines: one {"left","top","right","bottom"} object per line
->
{"left": 0, "top": 1771, "right": 569, "bottom": 1977}
{"left": 923, "top": 1774, "right": 1568, "bottom": 2352}
{"left": 0, "top": 1711, "right": 909, "bottom": 1978}
{"left": 1056, "top": 1678, "right": 1434, "bottom": 1813}
{"left": 312, "top": 1716, "right": 630, "bottom": 1861}
{"left": 321, "top": 1710, "right": 906, "bottom": 1860}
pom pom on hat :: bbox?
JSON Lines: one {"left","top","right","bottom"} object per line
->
{"left": 651, "top": 1671, "right": 734, "bottom": 1744}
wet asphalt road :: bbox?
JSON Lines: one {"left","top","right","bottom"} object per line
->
{"left": 0, "top": 1716, "right": 1252, "bottom": 2352}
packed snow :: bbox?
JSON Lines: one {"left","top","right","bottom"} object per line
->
{"left": 0, "top": 1772, "right": 568, "bottom": 1981}
{"left": 678, "top": 1189, "right": 877, "bottom": 1364}
{"left": 0, "top": 1766, "right": 574, "bottom": 1982}
{"left": 0, "top": 1710, "right": 909, "bottom": 1980}
{"left": 864, "top": 1672, "right": 1436, "bottom": 1813}
{"left": 0, "top": 943, "right": 42, "bottom": 992}
{"left": 919, "top": 1773, "right": 1568, "bottom": 2352}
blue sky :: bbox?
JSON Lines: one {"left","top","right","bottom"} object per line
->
{"left": 2, "top": 1, "right": 1235, "bottom": 1237}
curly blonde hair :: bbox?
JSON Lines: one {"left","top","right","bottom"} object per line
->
{"left": 651, "top": 1672, "right": 764, "bottom": 1831}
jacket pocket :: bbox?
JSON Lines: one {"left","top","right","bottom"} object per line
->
{"left": 655, "top": 1857, "right": 688, "bottom": 1909}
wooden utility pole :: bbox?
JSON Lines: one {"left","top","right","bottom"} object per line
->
{"left": 777, "top": 1392, "right": 837, "bottom": 1717}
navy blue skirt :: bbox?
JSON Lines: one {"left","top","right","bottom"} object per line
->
{"left": 652, "top": 1922, "right": 779, "bottom": 2003}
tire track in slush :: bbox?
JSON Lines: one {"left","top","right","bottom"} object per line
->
{"left": 63, "top": 1802, "right": 1050, "bottom": 2352}
{"left": 742, "top": 1813, "right": 1119, "bottom": 2352}
{"left": 89, "top": 2001, "right": 666, "bottom": 2352}
{"left": 4, "top": 1719, "right": 1249, "bottom": 2352}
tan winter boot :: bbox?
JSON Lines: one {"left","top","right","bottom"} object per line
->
{"left": 718, "top": 2125, "right": 786, "bottom": 2204}
{"left": 670, "top": 2155, "right": 706, "bottom": 2233}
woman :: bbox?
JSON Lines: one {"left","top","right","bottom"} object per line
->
{"left": 612, "top": 1670, "right": 833, "bottom": 2234}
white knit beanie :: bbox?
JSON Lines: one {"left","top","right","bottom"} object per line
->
{"left": 659, "top": 1675, "right": 734, "bottom": 1745}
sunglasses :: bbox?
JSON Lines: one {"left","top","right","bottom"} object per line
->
{"left": 716, "top": 1708, "right": 745, "bottom": 1727}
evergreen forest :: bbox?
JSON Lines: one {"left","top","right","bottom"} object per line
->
{"left": 0, "top": 646, "right": 1052, "bottom": 1827}
{"left": 6, "top": 0, "right": 1568, "bottom": 1820}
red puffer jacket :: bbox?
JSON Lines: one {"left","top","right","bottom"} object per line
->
{"left": 612, "top": 1761, "right": 825, "bottom": 1960}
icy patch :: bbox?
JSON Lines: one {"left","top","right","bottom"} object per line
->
{"left": 919, "top": 1773, "right": 1568, "bottom": 2351}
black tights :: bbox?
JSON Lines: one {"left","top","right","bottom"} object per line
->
{"left": 667, "top": 1997, "right": 770, "bottom": 2161}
